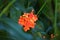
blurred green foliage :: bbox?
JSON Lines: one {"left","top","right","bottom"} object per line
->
{"left": 0, "top": 0, "right": 60, "bottom": 40}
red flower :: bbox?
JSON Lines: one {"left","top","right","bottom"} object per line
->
{"left": 18, "top": 10, "right": 38, "bottom": 32}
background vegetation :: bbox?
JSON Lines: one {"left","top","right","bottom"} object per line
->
{"left": 0, "top": 0, "right": 60, "bottom": 40}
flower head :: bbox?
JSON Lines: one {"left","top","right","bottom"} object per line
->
{"left": 18, "top": 10, "right": 38, "bottom": 32}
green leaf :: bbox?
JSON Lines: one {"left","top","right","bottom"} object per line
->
{"left": 0, "top": 17, "right": 33, "bottom": 40}
{"left": 0, "top": 0, "right": 16, "bottom": 17}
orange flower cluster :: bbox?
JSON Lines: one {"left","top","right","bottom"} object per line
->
{"left": 18, "top": 10, "right": 38, "bottom": 32}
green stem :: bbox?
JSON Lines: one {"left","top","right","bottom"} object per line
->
{"left": 0, "top": 0, "right": 16, "bottom": 17}
{"left": 37, "top": 0, "right": 48, "bottom": 15}
{"left": 28, "top": 2, "right": 31, "bottom": 7}
{"left": 53, "top": 0, "right": 58, "bottom": 40}
{"left": 54, "top": 0, "right": 58, "bottom": 34}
